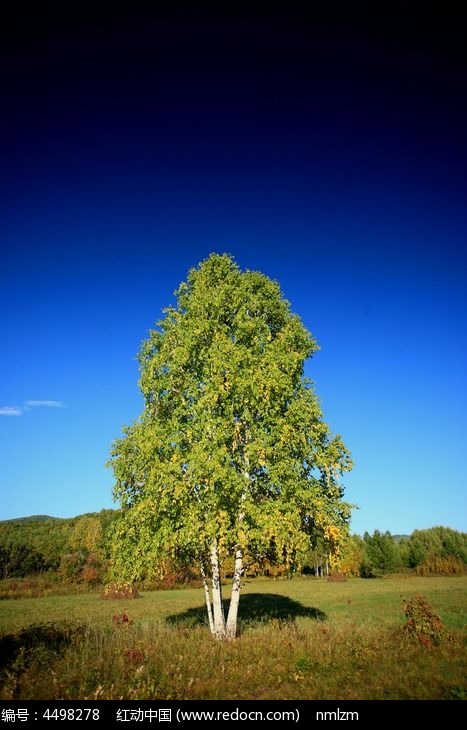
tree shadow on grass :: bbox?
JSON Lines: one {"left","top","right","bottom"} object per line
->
{"left": 166, "top": 593, "right": 326, "bottom": 629}
{"left": 0, "top": 623, "right": 83, "bottom": 678}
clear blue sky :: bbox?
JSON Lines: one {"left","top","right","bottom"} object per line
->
{"left": 1, "top": 8, "right": 466, "bottom": 534}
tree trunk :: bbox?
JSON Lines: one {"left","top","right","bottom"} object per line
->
{"left": 210, "top": 540, "right": 226, "bottom": 639}
{"left": 226, "top": 547, "right": 243, "bottom": 640}
{"left": 200, "top": 560, "right": 215, "bottom": 635}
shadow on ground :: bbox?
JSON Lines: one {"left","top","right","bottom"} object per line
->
{"left": 0, "top": 623, "right": 82, "bottom": 678}
{"left": 166, "top": 593, "right": 326, "bottom": 628}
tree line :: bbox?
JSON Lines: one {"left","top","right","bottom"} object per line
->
{"left": 359, "top": 527, "right": 467, "bottom": 577}
{"left": 1, "top": 512, "right": 465, "bottom": 582}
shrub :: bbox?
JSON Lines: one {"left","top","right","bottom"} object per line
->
{"left": 80, "top": 554, "right": 105, "bottom": 585}
{"left": 404, "top": 595, "right": 443, "bottom": 648}
{"left": 80, "top": 565, "right": 100, "bottom": 585}
{"left": 58, "top": 553, "right": 86, "bottom": 583}
{"left": 415, "top": 555, "right": 466, "bottom": 576}
{"left": 112, "top": 611, "right": 133, "bottom": 626}
{"left": 359, "top": 561, "right": 381, "bottom": 578}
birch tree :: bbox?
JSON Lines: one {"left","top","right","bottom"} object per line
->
{"left": 109, "top": 253, "right": 352, "bottom": 640}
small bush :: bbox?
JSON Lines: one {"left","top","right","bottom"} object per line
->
{"left": 80, "top": 566, "right": 100, "bottom": 585}
{"left": 359, "top": 561, "right": 382, "bottom": 578}
{"left": 404, "top": 595, "right": 443, "bottom": 648}
{"left": 295, "top": 656, "right": 314, "bottom": 673}
{"left": 102, "top": 582, "right": 140, "bottom": 600}
{"left": 112, "top": 611, "right": 133, "bottom": 626}
{"left": 58, "top": 553, "right": 86, "bottom": 583}
{"left": 80, "top": 554, "right": 105, "bottom": 585}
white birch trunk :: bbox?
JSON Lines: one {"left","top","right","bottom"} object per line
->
{"left": 200, "top": 560, "right": 215, "bottom": 635}
{"left": 226, "top": 547, "right": 243, "bottom": 640}
{"left": 210, "top": 540, "right": 226, "bottom": 639}
{"left": 225, "top": 443, "right": 249, "bottom": 640}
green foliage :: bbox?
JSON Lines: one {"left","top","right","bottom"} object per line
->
{"left": 58, "top": 553, "right": 86, "bottom": 583}
{"left": 355, "top": 527, "right": 467, "bottom": 579}
{"left": 300, "top": 534, "right": 330, "bottom": 576}
{"left": 361, "top": 531, "right": 398, "bottom": 576}
{"left": 408, "top": 527, "right": 467, "bottom": 568}
{"left": 70, "top": 516, "right": 106, "bottom": 559}
{"left": 0, "top": 518, "right": 72, "bottom": 577}
{"left": 0, "top": 540, "right": 45, "bottom": 579}
{"left": 58, "top": 552, "right": 106, "bottom": 585}
{"left": 0, "top": 511, "right": 118, "bottom": 582}
{"left": 109, "top": 254, "right": 352, "bottom": 584}
{"left": 396, "top": 537, "right": 411, "bottom": 568}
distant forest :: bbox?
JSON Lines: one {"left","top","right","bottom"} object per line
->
{"left": 1, "top": 510, "right": 466, "bottom": 587}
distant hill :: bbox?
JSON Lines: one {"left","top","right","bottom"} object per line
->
{"left": 352, "top": 532, "right": 410, "bottom": 541}
{"left": 0, "top": 509, "right": 117, "bottom": 526}
{"left": 0, "top": 509, "right": 119, "bottom": 579}
{"left": 0, "top": 514, "right": 62, "bottom": 525}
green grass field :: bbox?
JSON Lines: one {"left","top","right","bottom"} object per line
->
{"left": 1, "top": 576, "right": 466, "bottom": 700}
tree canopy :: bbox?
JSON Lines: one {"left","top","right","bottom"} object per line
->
{"left": 109, "top": 253, "right": 352, "bottom": 638}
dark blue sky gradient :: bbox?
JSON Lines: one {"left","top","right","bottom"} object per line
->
{"left": 1, "top": 8, "right": 466, "bottom": 533}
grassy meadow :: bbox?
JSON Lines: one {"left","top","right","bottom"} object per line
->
{"left": 0, "top": 576, "right": 466, "bottom": 700}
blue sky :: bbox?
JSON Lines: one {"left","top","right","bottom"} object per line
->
{"left": 1, "top": 8, "right": 466, "bottom": 534}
